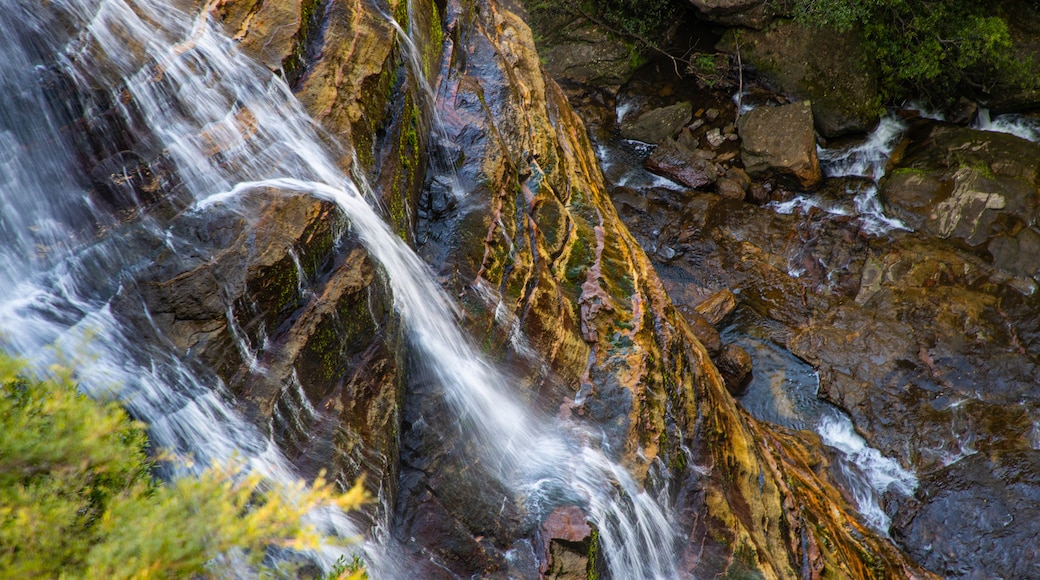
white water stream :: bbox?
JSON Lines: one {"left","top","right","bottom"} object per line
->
{"left": 0, "top": 0, "right": 681, "bottom": 577}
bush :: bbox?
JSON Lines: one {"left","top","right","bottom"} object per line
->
{"left": 0, "top": 354, "right": 366, "bottom": 579}
{"left": 791, "top": 0, "right": 1030, "bottom": 103}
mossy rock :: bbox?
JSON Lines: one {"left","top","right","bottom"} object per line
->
{"left": 720, "top": 20, "right": 880, "bottom": 137}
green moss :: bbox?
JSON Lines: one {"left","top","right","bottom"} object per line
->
{"left": 725, "top": 542, "right": 766, "bottom": 580}
{"left": 587, "top": 527, "right": 601, "bottom": 580}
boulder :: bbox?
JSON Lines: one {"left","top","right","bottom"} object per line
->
{"left": 528, "top": 15, "right": 640, "bottom": 86}
{"left": 619, "top": 101, "right": 693, "bottom": 143}
{"left": 738, "top": 101, "right": 821, "bottom": 188}
{"left": 880, "top": 123, "right": 1040, "bottom": 275}
{"left": 644, "top": 137, "right": 718, "bottom": 188}
{"left": 686, "top": 0, "right": 782, "bottom": 28}
{"left": 720, "top": 20, "right": 880, "bottom": 137}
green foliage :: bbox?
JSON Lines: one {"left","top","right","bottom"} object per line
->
{"left": 0, "top": 354, "right": 366, "bottom": 579}
{"left": 791, "top": 0, "right": 1030, "bottom": 103}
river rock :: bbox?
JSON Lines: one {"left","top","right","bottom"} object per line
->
{"left": 881, "top": 123, "right": 1040, "bottom": 275}
{"left": 717, "top": 177, "right": 746, "bottom": 200}
{"left": 717, "top": 343, "right": 753, "bottom": 395}
{"left": 620, "top": 101, "right": 693, "bottom": 143}
{"left": 738, "top": 101, "right": 821, "bottom": 188}
{"left": 644, "top": 137, "right": 718, "bottom": 188}
{"left": 695, "top": 288, "right": 737, "bottom": 325}
{"left": 720, "top": 20, "right": 880, "bottom": 137}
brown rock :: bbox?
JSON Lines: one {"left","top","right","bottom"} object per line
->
{"left": 717, "top": 177, "right": 746, "bottom": 200}
{"left": 541, "top": 507, "right": 593, "bottom": 580}
{"left": 620, "top": 102, "right": 693, "bottom": 143}
{"left": 726, "top": 167, "right": 752, "bottom": 191}
{"left": 682, "top": 308, "right": 723, "bottom": 357}
{"left": 645, "top": 137, "right": 718, "bottom": 189}
{"left": 738, "top": 101, "right": 821, "bottom": 188}
{"left": 695, "top": 288, "right": 738, "bottom": 325}
{"left": 718, "top": 343, "right": 753, "bottom": 395}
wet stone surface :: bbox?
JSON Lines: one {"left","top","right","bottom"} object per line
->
{"left": 568, "top": 55, "right": 1040, "bottom": 578}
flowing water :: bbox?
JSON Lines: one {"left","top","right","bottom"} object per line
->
{"left": 722, "top": 310, "right": 917, "bottom": 534}
{"left": 0, "top": 0, "right": 681, "bottom": 576}
{"left": 772, "top": 114, "right": 911, "bottom": 235}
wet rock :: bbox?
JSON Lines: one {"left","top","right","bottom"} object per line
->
{"left": 717, "top": 343, "right": 753, "bottom": 395}
{"left": 720, "top": 20, "right": 879, "bottom": 137}
{"left": 893, "top": 451, "right": 1040, "bottom": 579}
{"left": 695, "top": 288, "right": 738, "bottom": 325}
{"left": 717, "top": 177, "right": 746, "bottom": 200}
{"left": 620, "top": 101, "right": 693, "bottom": 143}
{"left": 738, "top": 101, "right": 821, "bottom": 188}
{"left": 945, "top": 97, "right": 978, "bottom": 126}
{"left": 682, "top": 308, "right": 723, "bottom": 357}
{"left": 644, "top": 137, "right": 718, "bottom": 189}
{"left": 540, "top": 506, "right": 597, "bottom": 579}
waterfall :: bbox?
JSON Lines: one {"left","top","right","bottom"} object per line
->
{"left": 0, "top": 0, "right": 682, "bottom": 577}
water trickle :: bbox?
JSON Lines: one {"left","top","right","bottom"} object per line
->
{"left": 0, "top": 0, "right": 683, "bottom": 576}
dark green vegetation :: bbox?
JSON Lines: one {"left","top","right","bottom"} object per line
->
{"left": 789, "top": 0, "right": 1030, "bottom": 102}
{"left": 0, "top": 354, "right": 365, "bottom": 579}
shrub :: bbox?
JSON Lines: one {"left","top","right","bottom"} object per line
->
{"left": 790, "top": 0, "right": 1030, "bottom": 103}
{"left": 0, "top": 353, "right": 366, "bottom": 579}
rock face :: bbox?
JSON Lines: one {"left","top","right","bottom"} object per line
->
{"left": 738, "top": 101, "right": 822, "bottom": 188}
{"left": 721, "top": 20, "right": 880, "bottom": 137}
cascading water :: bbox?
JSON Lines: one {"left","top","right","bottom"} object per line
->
{"left": 1, "top": 0, "right": 682, "bottom": 577}
{"left": 975, "top": 107, "right": 1040, "bottom": 143}
{"left": 772, "top": 114, "right": 911, "bottom": 235}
